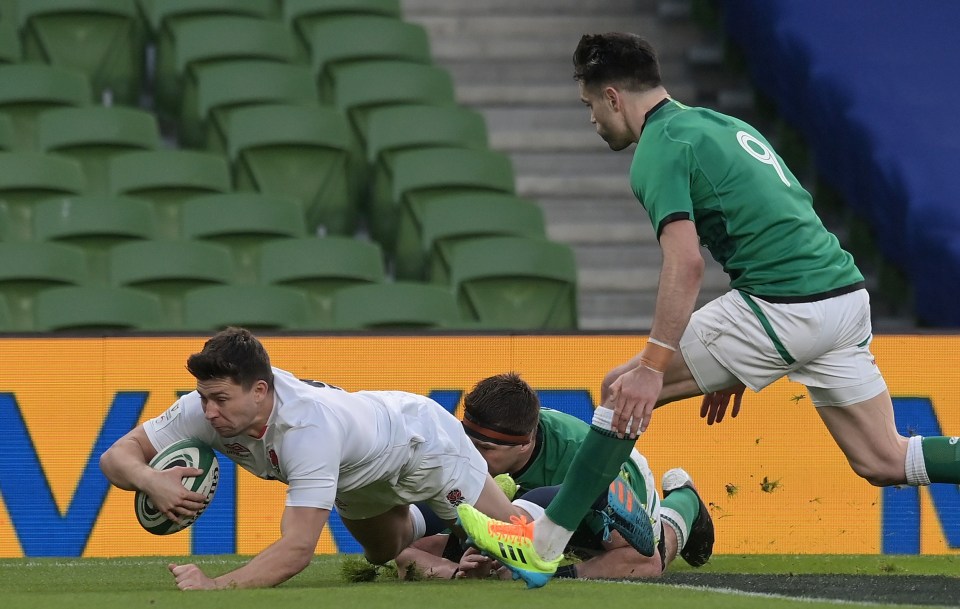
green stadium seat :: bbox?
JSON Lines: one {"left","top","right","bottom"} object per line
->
{"left": 365, "top": 104, "right": 489, "bottom": 166}
{"left": 0, "top": 64, "right": 92, "bottom": 151}
{"left": 0, "top": 114, "right": 15, "bottom": 151}
{"left": 306, "top": 16, "right": 431, "bottom": 99}
{"left": 0, "top": 0, "right": 16, "bottom": 20}
{"left": 0, "top": 294, "right": 11, "bottom": 331}
{"left": 180, "top": 192, "right": 307, "bottom": 283}
{"left": 108, "top": 150, "right": 231, "bottom": 239}
{"left": 365, "top": 104, "right": 489, "bottom": 236}
{"left": 183, "top": 284, "right": 312, "bottom": 331}
{"left": 0, "top": 20, "right": 21, "bottom": 64}
{"left": 37, "top": 106, "right": 161, "bottom": 194}
{"left": 258, "top": 236, "right": 385, "bottom": 324}
{"left": 33, "top": 195, "right": 157, "bottom": 284}
{"left": 0, "top": 241, "right": 88, "bottom": 330}
{"left": 139, "top": 0, "right": 276, "bottom": 40}
{"left": 0, "top": 152, "right": 86, "bottom": 241}
{"left": 155, "top": 16, "right": 303, "bottom": 119}
{"left": 394, "top": 193, "right": 546, "bottom": 281}
{"left": 19, "top": 0, "right": 145, "bottom": 105}
{"left": 283, "top": 0, "right": 400, "bottom": 44}
{"left": 34, "top": 285, "right": 164, "bottom": 331}
{"left": 328, "top": 60, "right": 456, "bottom": 143}
{"left": 224, "top": 103, "right": 362, "bottom": 235}
{"left": 109, "top": 239, "right": 236, "bottom": 328}
{"left": 369, "top": 147, "right": 515, "bottom": 252}
{"left": 434, "top": 236, "right": 578, "bottom": 330}
{"left": 180, "top": 60, "right": 319, "bottom": 148}
{"left": 331, "top": 281, "right": 461, "bottom": 330}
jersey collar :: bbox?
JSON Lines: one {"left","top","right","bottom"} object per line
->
{"left": 640, "top": 97, "right": 672, "bottom": 136}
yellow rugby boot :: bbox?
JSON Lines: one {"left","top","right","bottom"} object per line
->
{"left": 456, "top": 504, "right": 559, "bottom": 588}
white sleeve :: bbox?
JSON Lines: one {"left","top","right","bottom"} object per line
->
{"left": 142, "top": 393, "right": 217, "bottom": 452}
{"left": 280, "top": 424, "right": 340, "bottom": 510}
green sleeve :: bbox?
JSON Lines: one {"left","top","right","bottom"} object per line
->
{"left": 630, "top": 128, "right": 696, "bottom": 239}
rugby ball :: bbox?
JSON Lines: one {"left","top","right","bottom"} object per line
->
{"left": 134, "top": 439, "right": 219, "bottom": 535}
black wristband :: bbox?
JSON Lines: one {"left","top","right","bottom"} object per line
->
{"left": 554, "top": 564, "right": 578, "bottom": 579}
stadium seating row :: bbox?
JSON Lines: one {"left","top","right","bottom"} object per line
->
{"left": 0, "top": 0, "right": 413, "bottom": 104}
{"left": 0, "top": 0, "right": 582, "bottom": 331}
{"left": 0, "top": 235, "right": 577, "bottom": 332}
{"left": 718, "top": 0, "right": 960, "bottom": 326}
{"left": 0, "top": 71, "right": 519, "bottom": 246}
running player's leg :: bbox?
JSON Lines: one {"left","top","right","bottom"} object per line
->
{"left": 458, "top": 304, "right": 738, "bottom": 584}
{"left": 531, "top": 351, "right": 703, "bottom": 561}
{"left": 798, "top": 291, "right": 960, "bottom": 486}
{"left": 815, "top": 388, "right": 960, "bottom": 485}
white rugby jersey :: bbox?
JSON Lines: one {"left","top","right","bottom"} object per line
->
{"left": 143, "top": 367, "right": 438, "bottom": 510}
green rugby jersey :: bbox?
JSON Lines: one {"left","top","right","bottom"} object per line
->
{"left": 514, "top": 409, "right": 643, "bottom": 491}
{"left": 630, "top": 99, "right": 863, "bottom": 301}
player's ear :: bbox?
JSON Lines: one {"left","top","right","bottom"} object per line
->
{"left": 253, "top": 379, "right": 269, "bottom": 400}
{"left": 603, "top": 86, "right": 621, "bottom": 110}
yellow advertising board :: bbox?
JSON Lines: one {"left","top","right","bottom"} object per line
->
{"left": 0, "top": 334, "right": 956, "bottom": 558}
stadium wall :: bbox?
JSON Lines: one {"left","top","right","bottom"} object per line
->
{"left": 0, "top": 335, "right": 957, "bottom": 558}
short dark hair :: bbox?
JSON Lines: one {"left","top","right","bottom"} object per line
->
{"left": 186, "top": 327, "right": 274, "bottom": 391}
{"left": 463, "top": 372, "right": 540, "bottom": 437}
{"left": 573, "top": 33, "right": 661, "bottom": 92}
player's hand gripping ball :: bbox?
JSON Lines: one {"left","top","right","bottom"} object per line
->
{"left": 134, "top": 439, "right": 219, "bottom": 535}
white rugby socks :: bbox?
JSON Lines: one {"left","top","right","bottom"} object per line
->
{"left": 905, "top": 435, "right": 931, "bottom": 486}
{"left": 408, "top": 505, "right": 427, "bottom": 541}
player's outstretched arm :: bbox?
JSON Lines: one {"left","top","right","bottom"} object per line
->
{"left": 611, "top": 220, "right": 703, "bottom": 436}
{"left": 99, "top": 426, "right": 207, "bottom": 523}
{"left": 170, "top": 505, "right": 329, "bottom": 590}
{"left": 99, "top": 425, "right": 160, "bottom": 491}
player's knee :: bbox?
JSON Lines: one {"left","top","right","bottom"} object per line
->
{"left": 363, "top": 550, "right": 394, "bottom": 566}
{"left": 363, "top": 541, "right": 404, "bottom": 566}
{"left": 849, "top": 459, "right": 905, "bottom": 487}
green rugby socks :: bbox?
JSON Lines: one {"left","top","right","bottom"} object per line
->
{"left": 659, "top": 488, "right": 699, "bottom": 551}
{"left": 544, "top": 422, "right": 636, "bottom": 531}
{"left": 920, "top": 436, "right": 960, "bottom": 483}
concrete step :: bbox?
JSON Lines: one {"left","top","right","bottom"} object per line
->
{"left": 579, "top": 284, "right": 730, "bottom": 331}
{"left": 508, "top": 150, "right": 632, "bottom": 176}
{"left": 490, "top": 129, "right": 606, "bottom": 152}
{"left": 479, "top": 107, "right": 592, "bottom": 131}
{"left": 402, "top": 0, "right": 660, "bottom": 17}
{"left": 578, "top": 291, "right": 656, "bottom": 330}
{"left": 516, "top": 175, "right": 634, "bottom": 199}
{"left": 414, "top": 17, "right": 703, "bottom": 61}
{"left": 538, "top": 196, "right": 651, "bottom": 244}
{"left": 437, "top": 57, "right": 688, "bottom": 85}
{"left": 458, "top": 81, "right": 697, "bottom": 108}
{"left": 658, "top": 0, "right": 693, "bottom": 20}
{"left": 574, "top": 243, "right": 730, "bottom": 287}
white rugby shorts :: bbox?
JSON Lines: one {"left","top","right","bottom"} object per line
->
{"left": 333, "top": 397, "right": 489, "bottom": 521}
{"left": 679, "top": 288, "right": 887, "bottom": 407}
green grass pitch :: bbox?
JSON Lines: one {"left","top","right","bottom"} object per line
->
{"left": 1, "top": 554, "right": 957, "bottom": 609}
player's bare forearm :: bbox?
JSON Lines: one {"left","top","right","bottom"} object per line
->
{"left": 575, "top": 545, "right": 662, "bottom": 580}
{"left": 396, "top": 535, "right": 456, "bottom": 579}
{"left": 650, "top": 220, "right": 703, "bottom": 346}
{"left": 211, "top": 507, "right": 328, "bottom": 589}
{"left": 99, "top": 426, "right": 158, "bottom": 491}
{"left": 397, "top": 546, "right": 458, "bottom": 579}
{"left": 210, "top": 537, "right": 313, "bottom": 589}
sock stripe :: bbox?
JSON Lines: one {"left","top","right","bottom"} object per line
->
{"left": 660, "top": 508, "right": 687, "bottom": 551}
